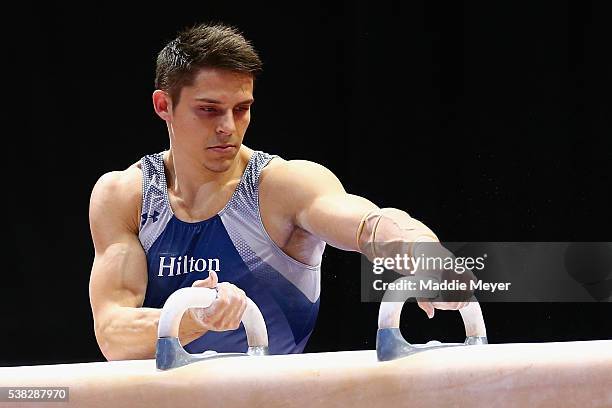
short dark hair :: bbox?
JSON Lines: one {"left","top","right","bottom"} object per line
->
{"left": 155, "top": 22, "right": 263, "bottom": 106}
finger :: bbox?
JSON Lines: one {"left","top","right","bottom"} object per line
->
{"left": 417, "top": 299, "right": 435, "bottom": 319}
{"left": 188, "top": 307, "right": 207, "bottom": 328}
{"left": 192, "top": 270, "right": 219, "bottom": 288}
{"left": 206, "top": 283, "right": 244, "bottom": 329}
{"left": 209, "top": 270, "right": 219, "bottom": 286}
{"left": 207, "top": 283, "right": 234, "bottom": 329}
{"left": 432, "top": 301, "right": 467, "bottom": 310}
{"left": 199, "top": 301, "right": 223, "bottom": 330}
{"left": 194, "top": 281, "right": 246, "bottom": 331}
{"left": 194, "top": 285, "right": 228, "bottom": 329}
{"left": 226, "top": 288, "right": 247, "bottom": 329}
{"left": 432, "top": 301, "right": 455, "bottom": 310}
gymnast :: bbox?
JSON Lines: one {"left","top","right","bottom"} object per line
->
{"left": 88, "top": 22, "right": 470, "bottom": 360}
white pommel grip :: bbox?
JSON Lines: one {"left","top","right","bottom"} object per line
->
{"left": 158, "top": 287, "right": 269, "bottom": 348}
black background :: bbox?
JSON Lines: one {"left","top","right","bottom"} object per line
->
{"left": 3, "top": 2, "right": 611, "bottom": 366}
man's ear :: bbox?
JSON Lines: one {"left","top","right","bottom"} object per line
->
{"left": 152, "top": 90, "right": 173, "bottom": 121}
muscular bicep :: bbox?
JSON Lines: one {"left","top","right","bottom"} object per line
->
{"left": 284, "top": 161, "right": 379, "bottom": 251}
{"left": 299, "top": 193, "right": 379, "bottom": 251}
{"left": 88, "top": 172, "right": 147, "bottom": 331}
{"left": 89, "top": 238, "right": 148, "bottom": 313}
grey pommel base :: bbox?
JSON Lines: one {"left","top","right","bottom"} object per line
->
{"left": 376, "top": 276, "right": 488, "bottom": 361}
{"left": 155, "top": 287, "right": 269, "bottom": 370}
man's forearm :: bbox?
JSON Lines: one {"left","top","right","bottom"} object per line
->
{"left": 357, "top": 208, "right": 439, "bottom": 263}
{"left": 357, "top": 207, "right": 476, "bottom": 306}
{"left": 96, "top": 306, "right": 208, "bottom": 361}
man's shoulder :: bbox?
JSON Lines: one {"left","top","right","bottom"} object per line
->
{"left": 90, "top": 165, "right": 143, "bottom": 222}
{"left": 259, "top": 157, "right": 345, "bottom": 215}
{"left": 94, "top": 165, "right": 142, "bottom": 197}
{"left": 261, "top": 157, "right": 340, "bottom": 189}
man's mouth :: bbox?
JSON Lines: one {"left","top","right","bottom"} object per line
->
{"left": 208, "top": 144, "right": 236, "bottom": 153}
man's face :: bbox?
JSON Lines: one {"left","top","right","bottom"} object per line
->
{"left": 168, "top": 68, "right": 254, "bottom": 173}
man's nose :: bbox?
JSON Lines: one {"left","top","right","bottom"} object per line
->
{"left": 216, "top": 110, "right": 236, "bottom": 137}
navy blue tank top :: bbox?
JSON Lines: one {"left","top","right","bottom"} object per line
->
{"left": 138, "top": 150, "right": 324, "bottom": 354}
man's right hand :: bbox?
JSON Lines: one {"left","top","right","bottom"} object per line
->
{"left": 413, "top": 242, "right": 477, "bottom": 319}
{"left": 187, "top": 271, "right": 248, "bottom": 331}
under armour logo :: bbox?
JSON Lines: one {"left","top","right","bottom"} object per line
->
{"left": 141, "top": 211, "right": 160, "bottom": 226}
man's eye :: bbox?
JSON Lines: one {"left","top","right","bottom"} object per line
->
{"left": 235, "top": 106, "right": 250, "bottom": 112}
{"left": 200, "top": 107, "right": 217, "bottom": 112}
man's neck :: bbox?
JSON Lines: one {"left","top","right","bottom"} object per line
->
{"left": 163, "top": 146, "right": 251, "bottom": 207}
